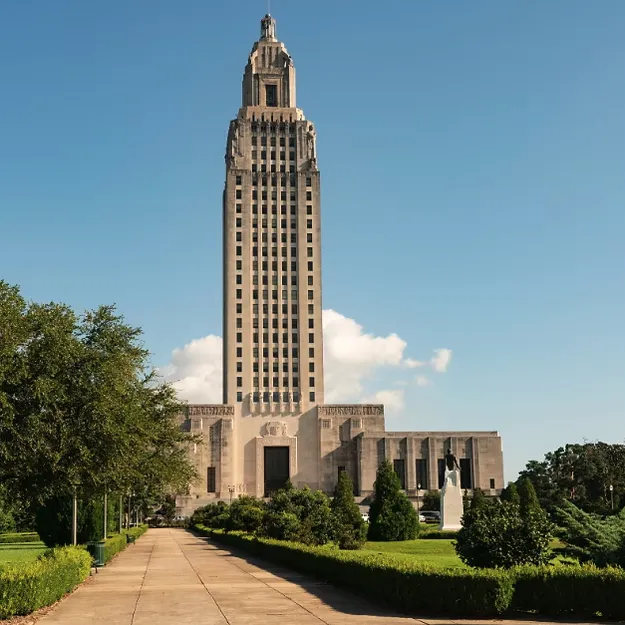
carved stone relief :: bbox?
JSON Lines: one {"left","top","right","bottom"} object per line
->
{"left": 260, "top": 421, "right": 288, "bottom": 437}
{"left": 318, "top": 405, "right": 384, "bottom": 417}
{"left": 187, "top": 405, "right": 235, "bottom": 416}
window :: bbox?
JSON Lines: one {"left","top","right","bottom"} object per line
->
{"left": 309, "top": 377, "right": 315, "bottom": 387}
{"left": 308, "top": 276, "right": 313, "bottom": 286}
{"left": 263, "top": 391, "right": 270, "bottom": 402}
{"left": 282, "top": 376, "right": 289, "bottom": 386}
{"left": 307, "top": 261, "right": 313, "bottom": 272}
{"left": 236, "top": 303, "right": 242, "bottom": 314}
{"left": 236, "top": 289, "right": 242, "bottom": 299}
{"left": 236, "top": 377, "right": 242, "bottom": 388}
{"left": 236, "top": 332, "right": 242, "bottom": 343}
{"left": 307, "top": 205, "right": 312, "bottom": 215}
{"left": 309, "top": 333, "right": 314, "bottom": 343}
{"left": 236, "top": 318, "right": 242, "bottom": 328}
{"left": 236, "top": 204, "right": 242, "bottom": 214}
{"left": 306, "top": 191, "right": 312, "bottom": 201}
{"left": 309, "top": 362, "right": 314, "bottom": 372}
{"left": 292, "top": 304, "right": 298, "bottom": 314}
{"left": 292, "top": 319, "right": 298, "bottom": 329}
{"left": 236, "top": 175, "right": 242, "bottom": 185}
{"left": 236, "top": 391, "right": 242, "bottom": 402}
{"left": 236, "top": 275, "right": 242, "bottom": 285}
{"left": 293, "top": 377, "right": 299, "bottom": 387}
{"left": 236, "top": 347, "right": 242, "bottom": 357}
{"left": 307, "top": 219, "right": 312, "bottom": 228}
{"left": 263, "top": 377, "right": 269, "bottom": 387}
{"left": 272, "top": 376, "right": 279, "bottom": 387}
{"left": 415, "top": 459, "right": 428, "bottom": 489}
{"left": 321, "top": 419, "right": 331, "bottom": 429}
{"left": 291, "top": 261, "right": 297, "bottom": 272}
{"left": 309, "top": 347, "right": 314, "bottom": 358}
{"left": 307, "top": 247, "right": 313, "bottom": 257}
{"left": 253, "top": 347, "right": 259, "bottom": 358}
{"left": 309, "top": 391, "right": 315, "bottom": 402}
{"left": 253, "top": 376, "right": 259, "bottom": 387}
{"left": 292, "top": 347, "right": 299, "bottom": 358}
{"left": 490, "top": 478, "right": 496, "bottom": 490}
{"left": 393, "top": 459, "right": 406, "bottom": 490}
{"left": 265, "top": 84, "right": 277, "bottom": 106}
{"left": 236, "top": 361, "right": 242, "bottom": 372}
{"left": 253, "top": 362, "right": 259, "bottom": 372}
{"left": 273, "top": 333, "right": 279, "bottom": 343}
{"left": 236, "top": 246, "right": 242, "bottom": 256}
{"left": 460, "top": 459, "right": 473, "bottom": 489}
{"left": 306, "top": 177, "right": 312, "bottom": 187}
{"left": 308, "top": 304, "right": 314, "bottom": 314}
{"left": 236, "top": 190, "right": 242, "bottom": 200}
{"left": 236, "top": 260, "right": 242, "bottom": 270}
{"left": 307, "top": 233, "right": 312, "bottom": 243}
{"left": 308, "top": 290, "right": 314, "bottom": 300}
{"left": 207, "top": 467, "right": 216, "bottom": 493}
{"left": 290, "top": 151, "right": 295, "bottom": 160}
{"left": 236, "top": 232, "right": 242, "bottom": 242}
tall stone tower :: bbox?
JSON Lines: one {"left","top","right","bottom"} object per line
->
{"left": 223, "top": 14, "right": 324, "bottom": 413}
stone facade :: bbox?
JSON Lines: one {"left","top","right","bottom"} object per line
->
{"left": 175, "top": 16, "right": 504, "bottom": 517}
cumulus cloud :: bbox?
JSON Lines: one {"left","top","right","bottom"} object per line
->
{"left": 431, "top": 348, "right": 453, "bottom": 373}
{"left": 159, "top": 310, "right": 451, "bottom": 408}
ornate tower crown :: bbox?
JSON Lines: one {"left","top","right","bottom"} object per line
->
{"left": 241, "top": 14, "right": 297, "bottom": 109}
{"left": 260, "top": 14, "right": 277, "bottom": 41}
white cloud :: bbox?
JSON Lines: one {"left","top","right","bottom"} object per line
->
{"left": 431, "top": 348, "right": 453, "bottom": 373}
{"left": 159, "top": 310, "right": 451, "bottom": 407}
{"left": 404, "top": 358, "right": 425, "bottom": 368}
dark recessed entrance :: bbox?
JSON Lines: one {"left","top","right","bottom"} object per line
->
{"left": 264, "top": 446, "right": 289, "bottom": 497}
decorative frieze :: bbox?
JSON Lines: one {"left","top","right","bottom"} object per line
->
{"left": 187, "top": 405, "right": 235, "bottom": 416}
{"left": 260, "top": 421, "right": 288, "bottom": 437}
{"left": 318, "top": 405, "right": 384, "bottom": 417}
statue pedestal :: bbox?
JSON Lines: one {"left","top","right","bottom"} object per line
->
{"left": 439, "top": 468, "right": 463, "bottom": 531}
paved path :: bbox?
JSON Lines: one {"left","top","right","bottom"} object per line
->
{"left": 36, "top": 528, "right": 603, "bottom": 625}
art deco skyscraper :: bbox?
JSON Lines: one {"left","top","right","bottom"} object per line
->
{"left": 222, "top": 14, "right": 324, "bottom": 414}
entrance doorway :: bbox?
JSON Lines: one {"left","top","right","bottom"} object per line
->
{"left": 264, "top": 446, "right": 289, "bottom": 497}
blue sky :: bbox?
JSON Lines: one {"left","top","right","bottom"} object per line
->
{"left": 1, "top": 0, "right": 624, "bottom": 481}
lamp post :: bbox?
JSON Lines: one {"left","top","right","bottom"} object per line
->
{"left": 228, "top": 485, "right": 235, "bottom": 504}
{"left": 72, "top": 487, "right": 78, "bottom": 546}
{"left": 416, "top": 483, "right": 421, "bottom": 513}
{"left": 610, "top": 484, "right": 614, "bottom": 510}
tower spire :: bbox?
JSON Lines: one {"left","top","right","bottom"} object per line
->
{"left": 260, "top": 13, "right": 277, "bottom": 42}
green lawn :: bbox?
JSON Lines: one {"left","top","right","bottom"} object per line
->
{"left": 363, "top": 539, "right": 465, "bottom": 569}
{"left": 0, "top": 542, "right": 47, "bottom": 565}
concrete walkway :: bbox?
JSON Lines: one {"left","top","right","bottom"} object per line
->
{"left": 36, "top": 528, "right": 603, "bottom": 625}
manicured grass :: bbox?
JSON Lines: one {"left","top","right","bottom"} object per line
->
{"left": 363, "top": 539, "right": 465, "bottom": 569}
{"left": 0, "top": 541, "right": 47, "bottom": 565}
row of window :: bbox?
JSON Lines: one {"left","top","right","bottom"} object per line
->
{"left": 235, "top": 204, "right": 314, "bottom": 217}
{"left": 236, "top": 376, "right": 316, "bottom": 389}
{"left": 236, "top": 289, "right": 314, "bottom": 301}
{"left": 245, "top": 229, "right": 313, "bottom": 242}
{"left": 236, "top": 332, "right": 316, "bottom": 344}
{"left": 236, "top": 316, "right": 315, "bottom": 329}
{"left": 251, "top": 150, "right": 295, "bottom": 161}
{"left": 236, "top": 361, "right": 315, "bottom": 373}
{"left": 252, "top": 135, "right": 296, "bottom": 147}
{"left": 238, "top": 175, "right": 313, "bottom": 188}
{"left": 248, "top": 190, "right": 313, "bottom": 202}
{"left": 234, "top": 391, "right": 316, "bottom": 403}
{"left": 235, "top": 302, "right": 314, "bottom": 315}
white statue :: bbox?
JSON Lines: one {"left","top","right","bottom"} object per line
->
{"left": 439, "top": 448, "right": 463, "bottom": 531}
{"left": 306, "top": 124, "right": 316, "bottom": 161}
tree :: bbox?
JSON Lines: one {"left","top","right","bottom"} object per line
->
{"left": 455, "top": 500, "right": 553, "bottom": 568}
{"left": 500, "top": 482, "right": 520, "bottom": 505}
{"left": 554, "top": 500, "right": 625, "bottom": 567}
{"left": 421, "top": 490, "right": 440, "bottom": 511}
{"left": 0, "top": 282, "right": 198, "bottom": 543}
{"left": 331, "top": 471, "right": 367, "bottom": 550}
{"left": 368, "top": 461, "right": 419, "bottom": 541}
{"left": 519, "top": 443, "right": 625, "bottom": 513}
{"left": 227, "top": 496, "right": 265, "bottom": 533}
{"left": 518, "top": 477, "right": 542, "bottom": 516}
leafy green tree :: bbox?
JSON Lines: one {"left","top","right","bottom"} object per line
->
{"left": 227, "top": 496, "right": 266, "bottom": 533}
{"left": 421, "top": 490, "right": 440, "bottom": 511}
{"left": 518, "top": 477, "right": 542, "bottom": 516}
{"left": 368, "top": 461, "right": 419, "bottom": 541}
{"left": 191, "top": 501, "right": 229, "bottom": 528}
{"left": 500, "top": 482, "right": 520, "bottom": 505}
{"left": 554, "top": 500, "right": 625, "bottom": 567}
{"left": 331, "top": 471, "right": 367, "bottom": 550}
{"left": 455, "top": 500, "right": 553, "bottom": 568}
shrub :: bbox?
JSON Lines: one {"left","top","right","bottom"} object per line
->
{"left": 227, "top": 496, "right": 265, "bottom": 533}
{"left": 419, "top": 529, "right": 458, "bottom": 540}
{"left": 262, "top": 485, "right": 333, "bottom": 545}
{"left": 0, "top": 546, "right": 91, "bottom": 618}
{"left": 455, "top": 501, "right": 553, "bottom": 568}
{"left": 368, "top": 461, "right": 419, "bottom": 541}
{"left": 194, "top": 525, "right": 513, "bottom": 617}
{"left": 190, "top": 501, "right": 229, "bottom": 528}
{"left": 331, "top": 472, "right": 367, "bottom": 550}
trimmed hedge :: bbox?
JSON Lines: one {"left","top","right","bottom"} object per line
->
{"left": 0, "top": 532, "right": 40, "bottom": 544}
{"left": 96, "top": 525, "right": 148, "bottom": 564}
{"left": 419, "top": 529, "right": 458, "bottom": 540}
{"left": 195, "top": 525, "right": 625, "bottom": 620}
{"left": 0, "top": 546, "right": 91, "bottom": 618}
{"left": 194, "top": 525, "right": 512, "bottom": 617}
{"left": 510, "top": 564, "right": 625, "bottom": 620}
